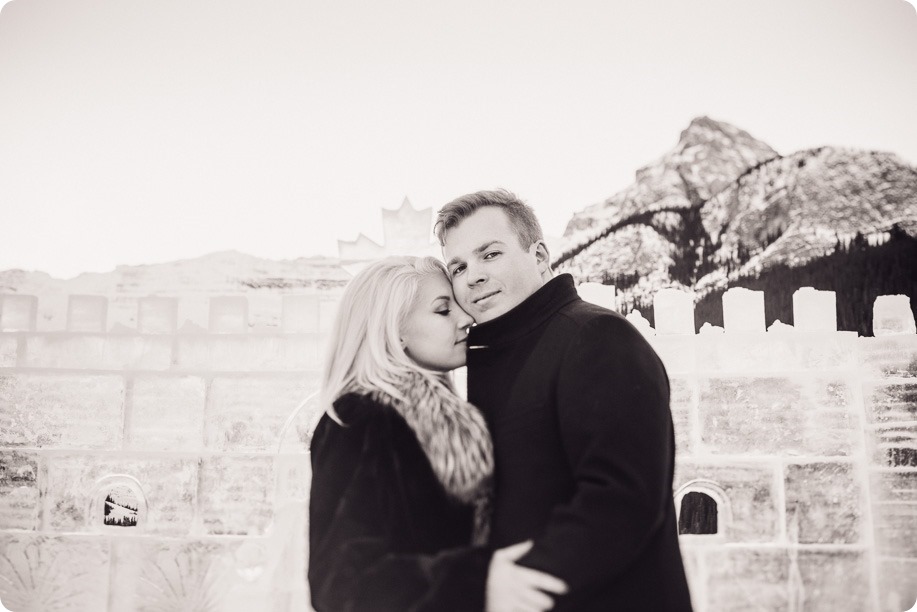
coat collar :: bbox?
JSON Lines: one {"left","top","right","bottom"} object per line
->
{"left": 467, "top": 273, "right": 580, "bottom": 349}
{"left": 335, "top": 371, "right": 494, "bottom": 508}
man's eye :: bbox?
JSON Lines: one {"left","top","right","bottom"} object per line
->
{"left": 451, "top": 265, "right": 465, "bottom": 276}
{"left": 483, "top": 251, "right": 500, "bottom": 260}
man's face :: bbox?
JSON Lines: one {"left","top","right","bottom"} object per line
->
{"left": 442, "top": 207, "right": 548, "bottom": 323}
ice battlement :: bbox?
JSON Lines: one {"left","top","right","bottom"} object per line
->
{"left": 2, "top": 285, "right": 914, "bottom": 337}
{"left": 1, "top": 285, "right": 915, "bottom": 611}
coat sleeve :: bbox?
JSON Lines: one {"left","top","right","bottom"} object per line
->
{"left": 308, "top": 412, "right": 492, "bottom": 612}
{"left": 518, "top": 315, "right": 675, "bottom": 593}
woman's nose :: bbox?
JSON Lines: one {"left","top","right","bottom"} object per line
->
{"left": 456, "top": 312, "right": 474, "bottom": 330}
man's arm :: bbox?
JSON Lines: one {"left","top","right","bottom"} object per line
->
{"left": 519, "top": 314, "right": 675, "bottom": 592}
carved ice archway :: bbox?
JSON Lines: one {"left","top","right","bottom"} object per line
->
{"left": 88, "top": 474, "right": 148, "bottom": 532}
{"left": 674, "top": 479, "right": 730, "bottom": 541}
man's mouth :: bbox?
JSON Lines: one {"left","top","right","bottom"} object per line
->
{"left": 473, "top": 291, "right": 500, "bottom": 305}
{"left": 454, "top": 338, "right": 467, "bottom": 345}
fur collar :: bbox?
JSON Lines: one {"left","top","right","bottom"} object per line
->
{"left": 367, "top": 371, "right": 494, "bottom": 507}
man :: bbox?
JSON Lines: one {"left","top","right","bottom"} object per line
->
{"left": 436, "top": 190, "right": 693, "bottom": 611}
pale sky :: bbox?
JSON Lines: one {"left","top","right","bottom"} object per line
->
{"left": 1, "top": 0, "right": 915, "bottom": 278}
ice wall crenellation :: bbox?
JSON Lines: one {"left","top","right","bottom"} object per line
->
{"left": 0, "top": 287, "right": 915, "bottom": 611}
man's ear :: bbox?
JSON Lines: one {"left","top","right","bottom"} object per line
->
{"left": 531, "top": 240, "right": 553, "bottom": 277}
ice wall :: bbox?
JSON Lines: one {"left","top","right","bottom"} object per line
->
{"left": 0, "top": 288, "right": 915, "bottom": 612}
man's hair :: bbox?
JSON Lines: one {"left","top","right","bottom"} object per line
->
{"left": 434, "top": 189, "right": 544, "bottom": 248}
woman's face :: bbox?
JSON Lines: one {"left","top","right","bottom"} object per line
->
{"left": 401, "top": 272, "right": 474, "bottom": 371}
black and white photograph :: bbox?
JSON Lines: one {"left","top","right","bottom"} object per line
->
{"left": 1, "top": 0, "right": 916, "bottom": 610}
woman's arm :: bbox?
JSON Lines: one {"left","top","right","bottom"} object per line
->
{"left": 308, "top": 412, "right": 492, "bottom": 612}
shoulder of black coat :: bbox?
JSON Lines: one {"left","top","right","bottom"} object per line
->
{"left": 331, "top": 392, "right": 400, "bottom": 427}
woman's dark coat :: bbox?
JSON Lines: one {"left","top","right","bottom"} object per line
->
{"left": 308, "top": 392, "right": 491, "bottom": 611}
{"left": 465, "top": 274, "right": 693, "bottom": 611}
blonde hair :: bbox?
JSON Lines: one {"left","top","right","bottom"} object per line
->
{"left": 320, "top": 256, "right": 458, "bottom": 424}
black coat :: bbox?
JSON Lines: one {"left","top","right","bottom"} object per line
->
{"left": 466, "top": 274, "right": 693, "bottom": 611}
{"left": 308, "top": 392, "right": 491, "bottom": 611}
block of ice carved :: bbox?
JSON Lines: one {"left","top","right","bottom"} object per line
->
{"left": 22, "top": 335, "right": 173, "bottom": 370}
{"left": 793, "top": 287, "right": 837, "bottom": 332}
{"left": 0, "top": 335, "right": 18, "bottom": 367}
{"left": 128, "top": 376, "right": 206, "bottom": 451}
{"left": 860, "top": 335, "right": 917, "bottom": 379}
{"left": 282, "top": 295, "right": 320, "bottom": 333}
{"left": 275, "top": 453, "right": 311, "bottom": 504}
{"left": 654, "top": 289, "right": 695, "bottom": 335}
{"left": 206, "top": 375, "right": 318, "bottom": 452}
{"left": 766, "top": 319, "right": 793, "bottom": 333}
{"left": 46, "top": 454, "right": 198, "bottom": 535}
{"left": 695, "top": 333, "right": 777, "bottom": 372}
{"left": 625, "top": 310, "right": 654, "bottom": 338}
{"left": 0, "top": 294, "right": 37, "bottom": 331}
{"left": 873, "top": 294, "right": 916, "bottom": 336}
{"left": 577, "top": 282, "right": 616, "bottom": 311}
{"left": 108, "top": 539, "right": 238, "bottom": 612}
{"left": 0, "top": 534, "right": 110, "bottom": 611}
{"left": 796, "top": 550, "right": 871, "bottom": 612}
{"left": 870, "top": 423, "right": 917, "bottom": 468}
{"left": 66, "top": 295, "right": 108, "bottom": 332}
{"left": 138, "top": 296, "right": 178, "bottom": 334}
{"left": 722, "top": 288, "right": 765, "bottom": 333}
{"left": 258, "top": 498, "right": 310, "bottom": 607}
{"left": 878, "top": 558, "right": 917, "bottom": 612}
{"left": 784, "top": 461, "right": 863, "bottom": 544}
{"left": 705, "top": 548, "right": 789, "bottom": 611}
{"left": 106, "top": 296, "right": 139, "bottom": 331}
{"left": 669, "top": 377, "right": 695, "bottom": 455}
{"left": 199, "top": 455, "right": 274, "bottom": 535}
{"left": 243, "top": 294, "right": 281, "bottom": 331}
{"left": 0, "top": 451, "right": 40, "bottom": 530}
{"left": 793, "top": 331, "right": 858, "bottom": 370}
{"left": 0, "top": 374, "right": 124, "bottom": 448}
{"left": 698, "top": 377, "right": 856, "bottom": 456}
{"left": 210, "top": 296, "right": 249, "bottom": 333}
{"left": 318, "top": 297, "right": 340, "bottom": 333}
{"left": 174, "top": 335, "right": 321, "bottom": 371}
{"left": 698, "top": 322, "right": 723, "bottom": 334}
{"left": 873, "top": 498, "right": 917, "bottom": 557}
{"left": 862, "top": 381, "right": 917, "bottom": 425}
{"left": 674, "top": 461, "right": 780, "bottom": 543}
{"left": 871, "top": 471, "right": 917, "bottom": 506}
{"left": 174, "top": 295, "right": 210, "bottom": 332}
{"left": 649, "top": 335, "right": 694, "bottom": 374}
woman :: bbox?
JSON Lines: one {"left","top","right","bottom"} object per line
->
{"left": 308, "top": 256, "right": 565, "bottom": 611}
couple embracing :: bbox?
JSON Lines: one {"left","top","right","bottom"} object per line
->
{"left": 308, "top": 190, "right": 692, "bottom": 611}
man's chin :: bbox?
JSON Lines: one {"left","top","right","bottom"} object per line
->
{"left": 473, "top": 306, "right": 505, "bottom": 324}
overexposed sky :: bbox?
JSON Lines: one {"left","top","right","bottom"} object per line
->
{"left": 1, "top": 0, "right": 915, "bottom": 278}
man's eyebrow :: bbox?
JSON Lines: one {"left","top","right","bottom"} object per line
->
{"left": 446, "top": 241, "right": 505, "bottom": 268}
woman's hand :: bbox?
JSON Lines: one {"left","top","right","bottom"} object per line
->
{"left": 485, "top": 540, "right": 568, "bottom": 612}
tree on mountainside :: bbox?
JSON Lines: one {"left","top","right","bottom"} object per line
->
{"left": 693, "top": 226, "right": 916, "bottom": 336}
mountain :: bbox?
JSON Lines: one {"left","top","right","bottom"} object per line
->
{"left": 0, "top": 250, "right": 350, "bottom": 295}
{"left": 0, "top": 251, "right": 351, "bottom": 330}
{"left": 554, "top": 117, "right": 917, "bottom": 314}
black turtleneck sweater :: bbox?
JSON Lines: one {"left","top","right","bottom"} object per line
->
{"left": 466, "top": 273, "right": 692, "bottom": 611}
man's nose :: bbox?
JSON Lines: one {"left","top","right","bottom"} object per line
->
{"left": 465, "top": 262, "right": 487, "bottom": 286}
